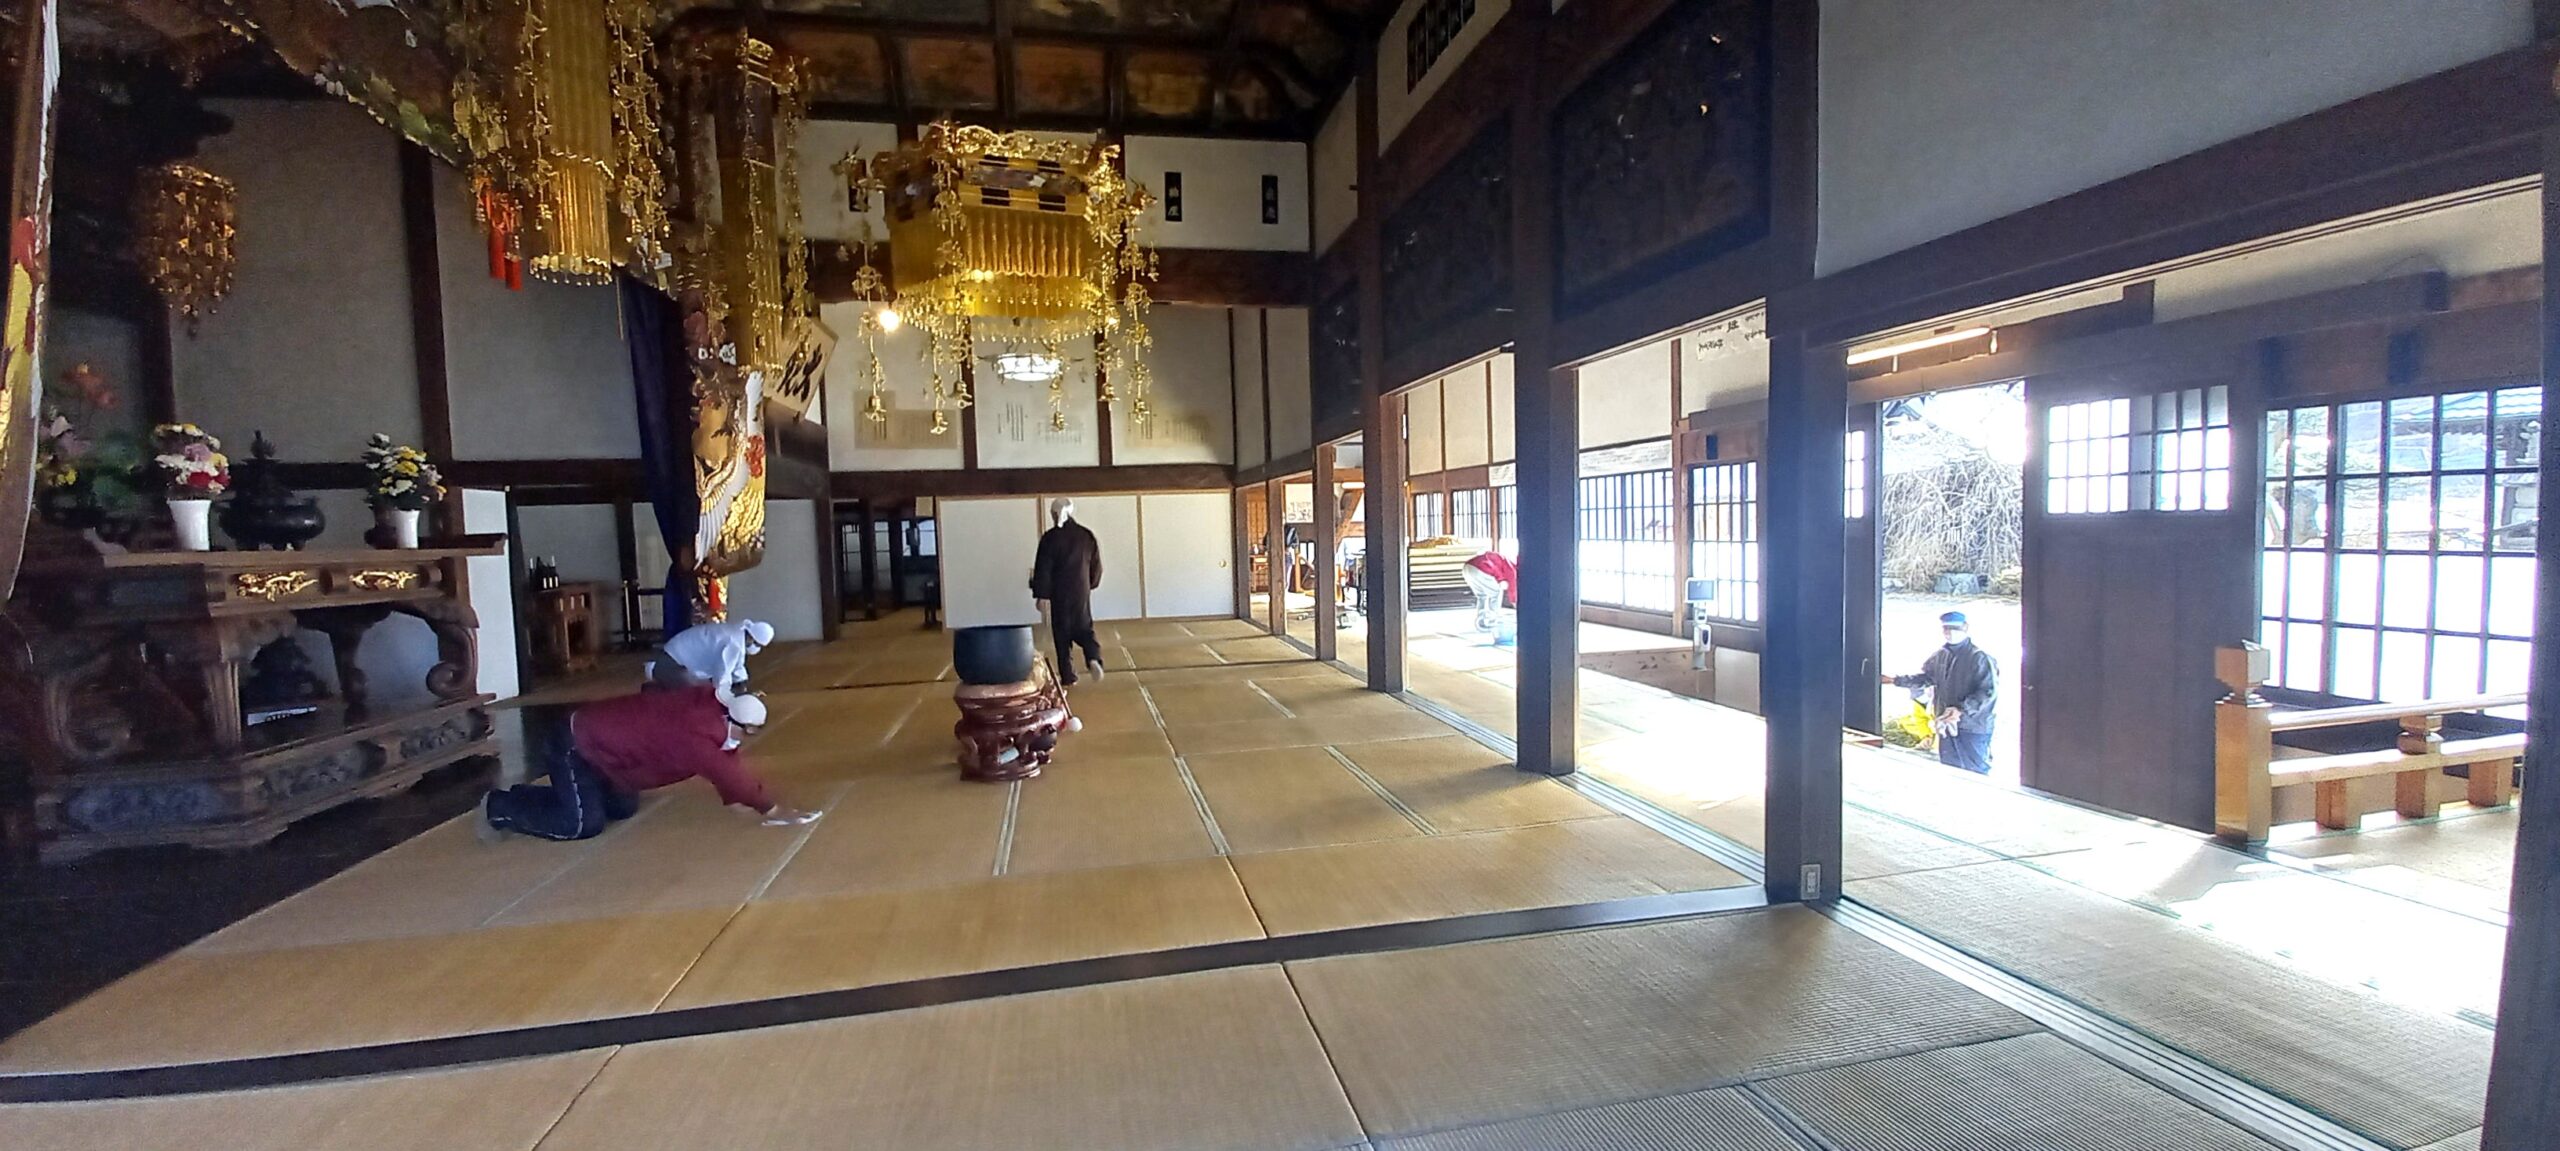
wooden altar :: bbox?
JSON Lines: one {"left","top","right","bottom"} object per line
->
{"left": 0, "top": 540, "right": 505, "bottom": 862}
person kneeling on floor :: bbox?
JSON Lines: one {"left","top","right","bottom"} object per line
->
{"left": 481, "top": 689, "right": 820, "bottom": 841}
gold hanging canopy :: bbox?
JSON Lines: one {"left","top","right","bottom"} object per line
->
{"left": 133, "top": 162, "right": 239, "bottom": 330}
{"left": 447, "top": 0, "right": 670, "bottom": 285}
{"left": 862, "top": 124, "right": 1159, "bottom": 434}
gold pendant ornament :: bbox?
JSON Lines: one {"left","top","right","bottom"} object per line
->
{"left": 133, "top": 163, "right": 237, "bottom": 331}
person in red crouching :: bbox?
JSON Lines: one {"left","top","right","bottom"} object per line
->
{"left": 479, "top": 688, "right": 820, "bottom": 841}
{"left": 1460, "top": 551, "right": 1519, "bottom": 632}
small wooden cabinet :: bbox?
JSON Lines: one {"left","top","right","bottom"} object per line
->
{"left": 530, "top": 581, "right": 608, "bottom": 677}
{"left": 0, "top": 541, "right": 504, "bottom": 862}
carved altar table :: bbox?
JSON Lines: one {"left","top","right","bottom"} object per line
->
{"left": 0, "top": 540, "right": 505, "bottom": 862}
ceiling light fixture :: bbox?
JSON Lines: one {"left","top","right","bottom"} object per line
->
{"left": 1844, "top": 326, "right": 1992, "bottom": 366}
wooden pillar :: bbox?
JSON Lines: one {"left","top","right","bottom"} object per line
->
{"left": 1313, "top": 442, "right": 1339, "bottom": 661}
{"left": 396, "top": 140, "right": 458, "bottom": 536}
{"left": 1232, "top": 485, "right": 1252, "bottom": 623}
{"left": 813, "top": 497, "right": 841, "bottom": 642}
{"left": 858, "top": 503, "right": 881, "bottom": 621}
{"left": 1509, "top": 0, "right": 1572, "bottom": 774}
{"left": 2480, "top": 126, "right": 2560, "bottom": 1151}
{"left": 1265, "top": 475, "right": 1285, "bottom": 635}
{"left": 1760, "top": 320, "right": 1847, "bottom": 902}
{"left": 1355, "top": 39, "right": 1405, "bottom": 692}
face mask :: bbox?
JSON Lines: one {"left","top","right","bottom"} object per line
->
{"left": 1942, "top": 631, "right": 1967, "bottom": 647}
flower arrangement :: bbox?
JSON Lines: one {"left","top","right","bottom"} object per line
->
{"left": 32, "top": 364, "right": 150, "bottom": 536}
{"left": 361, "top": 433, "right": 445, "bottom": 511}
{"left": 150, "top": 423, "right": 229, "bottom": 499}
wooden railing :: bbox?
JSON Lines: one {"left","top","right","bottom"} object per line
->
{"left": 2214, "top": 644, "right": 2523, "bottom": 845}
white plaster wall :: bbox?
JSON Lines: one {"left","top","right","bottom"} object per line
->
{"left": 1112, "top": 304, "right": 1234, "bottom": 465}
{"left": 1139, "top": 491, "right": 1236, "bottom": 617}
{"left": 1489, "top": 352, "right": 1515, "bottom": 463}
{"left": 461, "top": 488, "right": 520, "bottom": 700}
{"left": 1816, "top": 0, "right": 2534, "bottom": 275}
{"left": 798, "top": 120, "right": 900, "bottom": 245}
{"left": 821, "top": 300, "right": 967, "bottom": 470}
{"left": 726, "top": 498, "right": 826, "bottom": 642}
{"left": 432, "top": 166, "right": 638, "bottom": 461}
{"left": 1231, "top": 308, "right": 1267, "bottom": 467}
{"left": 1060, "top": 494, "right": 1143, "bottom": 621}
{"left": 1405, "top": 376, "right": 1444, "bottom": 473}
{"left": 1311, "top": 95, "right": 1361, "bottom": 254}
{"left": 1379, "top": 0, "right": 1513, "bottom": 148}
{"left": 2149, "top": 182, "right": 2541, "bottom": 321}
{"left": 1442, "top": 363, "right": 1491, "bottom": 470}
{"left": 1265, "top": 307, "right": 1314, "bottom": 458}
{"left": 975, "top": 338, "right": 1102, "bottom": 469}
{"left": 1125, "top": 136, "right": 1309, "bottom": 251}
{"left": 179, "top": 100, "right": 418, "bottom": 459}
{"left": 1577, "top": 338, "right": 1673, "bottom": 449}
{"left": 938, "top": 496, "right": 1043, "bottom": 629}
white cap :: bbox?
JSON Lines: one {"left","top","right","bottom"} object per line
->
{"left": 742, "top": 619, "right": 775, "bottom": 651}
{"left": 725, "top": 694, "right": 769, "bottom": 727}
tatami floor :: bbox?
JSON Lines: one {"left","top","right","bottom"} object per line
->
{"left": 1388, "top": 609, "right": 2509, "bottom": 1150}
{"left": 0, "top": 612, "right": 2514, "bottom": 1148}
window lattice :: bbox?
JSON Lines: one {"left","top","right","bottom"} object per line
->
{"left": 2259, "top": 386, "right": 2541, "bottom": 704}
{"left": 1578, "top": 468, "right": 1677, "bottom": 612}
{"left": 1845, "top": 430, "right": 1869, "bottom": 520}
{"left": 1689, "top": 461, "right": 1761, "bottom": 624}
{"left": 2045, "top": 385, "right": 2231, "bottom": 515}
{"left": 1404, "top": 0, "right": 1478, "bottom": 89}
{"left": 1451, "top": 487, "right": 1492, "bottom": 542}
{"left": 1412, "top": 490, "right": 1446, "bottom": 540}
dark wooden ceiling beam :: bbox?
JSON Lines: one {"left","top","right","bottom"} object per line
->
{"left": 991, "top": 0, "right": 1018, "bottom": 127}
{"left": 1209, "top": 0, "right": 1266, "bottom": 130}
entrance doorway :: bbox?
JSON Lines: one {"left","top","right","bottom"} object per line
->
{"left": 1875, "top": 382, "right": 2027, "bottom": 782}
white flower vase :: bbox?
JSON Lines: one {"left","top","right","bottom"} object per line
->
{"left": 170, "top": 498, "right": 214, "bottom": 552}
{"left": 391, "top": 507, "right": 422, "bottom": 549}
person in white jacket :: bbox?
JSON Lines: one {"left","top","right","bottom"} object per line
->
{"left": 650, "top": 618, "right": 775, "bottom": 703}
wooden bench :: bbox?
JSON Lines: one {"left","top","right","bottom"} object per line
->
{"left": 2215, "top": 644, "right": 2522, "bottom": 844}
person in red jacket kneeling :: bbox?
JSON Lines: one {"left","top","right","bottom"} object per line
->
{"left": 1461, "top": 551, "right": 1518, "bottom": 632}
{"left": 479, "top": 687, "right": 820, "bottom": 841}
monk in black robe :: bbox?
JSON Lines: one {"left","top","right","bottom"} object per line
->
{"left": 1030, "top": 498, "right": 1106, "bottom": 685}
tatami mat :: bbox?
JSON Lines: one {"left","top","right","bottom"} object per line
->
{"left": 660, "top": 857, "right": 1265, "bottom": 1008}
{"left": 1233, "top": 818, "right": 1749, "bottom": 936}
{"left": 1760, "top": 1033, "right": 2272, "bottom": 1150}
{"left": 0, "top": 1051, "right": 614, "bottom": 1151}
{"left": 0, "top": 909, "right": 733, "bottom": 1071}
{"left": 185, "top": 816, "right": 598, "bottom": 954}
{"left": 1147, "top": 681, "right": 1293, "bottom": 726}
{"left": 758, "top": 773, "right": 1008, "bottom": 901}
{"left": 1381, "top": 1087, "right": 1806, "bottom": 1151}
{"left": 1185, "top": 746, "right": 1430, "bottom": 853}
{"left": 487, "top": 791, "right": 834, "bottom": 926}
{"left": 1849, "top": 861, "right": 2491, "bottom": 1147}
{"left": 535, "top": 967, "right": 1365, "bottom": 1151}
{"left": 1006, "top": 756, "right": 1218, "bottom": 874}
{"left": 2272, "top": 809, "right": 2518, "bottom": 918}
{"left": 1287, "top": 906, "right": 2038, "bottom": 1137}
{"left": 1331, "top": 736, "right": 1613, "bottom": 832}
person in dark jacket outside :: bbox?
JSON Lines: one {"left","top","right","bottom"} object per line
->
{"left": 1884, "top": 610, "right": 2000, "bottom": 774}
{"left": 1030, "top": 498, "right": 1107, "bottom": 686}
{"left": 478, "top": 687, "right": 820, "bottom": 841}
